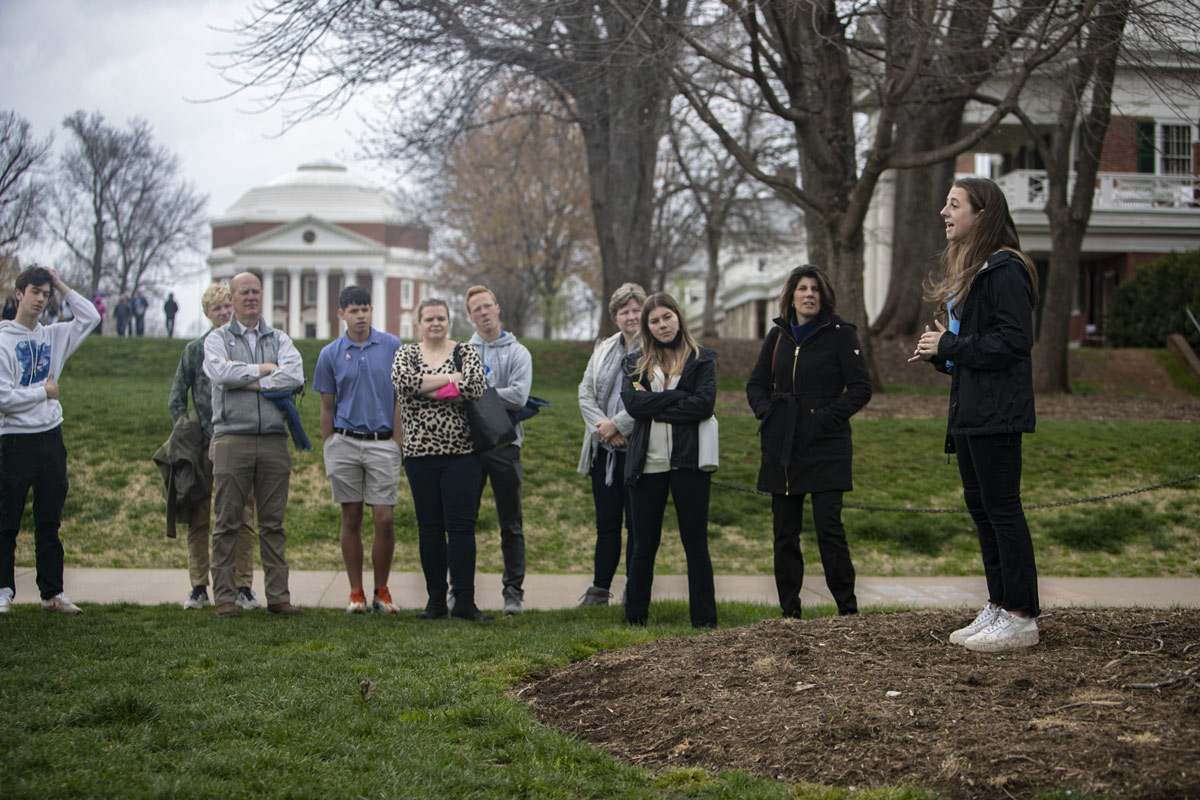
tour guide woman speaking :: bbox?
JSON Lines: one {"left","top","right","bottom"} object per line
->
{"left": 746, "top": 265, "right": 872, "bottom": 618}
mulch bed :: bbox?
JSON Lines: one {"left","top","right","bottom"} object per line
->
{"left": 518, "top": 608, "right": 1200, "bottom": 799}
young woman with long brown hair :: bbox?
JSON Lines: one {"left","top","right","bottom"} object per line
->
{"left": 620, "top": 293, "right": 718, "bottom": 628}
{"left": 910, "top": 176, "right": 1041, "bottom": 652}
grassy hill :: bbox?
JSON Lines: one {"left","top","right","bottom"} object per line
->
{"left": 17, "top": 336, "right": 1199, "bottom": 578}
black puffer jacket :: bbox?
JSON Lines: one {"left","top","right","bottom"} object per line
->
{"left": 931, "top": 249, "right": 1036, "bottom": 453}
{"left": 746, "top": 311, "right": 872, "bottom": 495}
{"left": 621, "top": 347, "right": 718, "bottom": 485}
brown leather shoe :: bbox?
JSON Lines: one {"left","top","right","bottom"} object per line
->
{"left": 215, "top": 603, "right": 241, "bottom": 617}
{"left": 267, "top": 602, "right": 303, "bottom": 616}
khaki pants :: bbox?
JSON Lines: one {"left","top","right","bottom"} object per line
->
{"left": 185, "top": 442, "right": 256, "bottom": 589}
{"left": 211, "top": 434, "right": 291, "bottom": 606}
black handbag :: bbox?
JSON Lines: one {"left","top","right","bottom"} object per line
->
{"left": 454, "top": 344, "right": 518, "bottom": 451}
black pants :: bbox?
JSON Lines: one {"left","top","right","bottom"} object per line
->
{"left": 772, "top": 491, "right": 858, "bottom": 616}
{"left": 0, "top": 428, "right": 69, "bottom": 600}
{"left": 625, "top": 469, "right": 716, "bottom": 628}
{"left": 955, "top": 433, "right": 1040, "bottom": 616}
{"left": 405, "top": 453, "right": 480, "bottom": 600}
{"left": 477, "top": 444, "right": 525, "bottom": 596}
{"left": 589, "top": 449, "right": 635, "bottom": 590}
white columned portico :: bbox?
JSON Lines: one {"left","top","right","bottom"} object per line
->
{"left": 372, "top": 269, "right": 387, "bottom": 333}
{"left": 260, "top": 267, "right": 275, "bottom": 327}
{"left": 316, "top": 266, "right": 331, "bottom": 339}
{"left": 289, "top": 268, "right": 302, "bottom": 338}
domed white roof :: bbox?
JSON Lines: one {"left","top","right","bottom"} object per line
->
{"left": 217, "top": 160, "right": 406, "bottom": 224}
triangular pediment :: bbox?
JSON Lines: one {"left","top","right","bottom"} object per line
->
{"left": 231, "top": 216, "right": 386, "bottom": 255}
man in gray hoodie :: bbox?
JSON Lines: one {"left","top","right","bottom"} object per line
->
{"left": 0, "top": 266, "right": 100, "bottom": 615}
{"left": 466, "top": 285, "right": 532, "bottom": 615}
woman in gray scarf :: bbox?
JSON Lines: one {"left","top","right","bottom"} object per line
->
{"left": 576, "top": 283, "right": 645, "bottom": 606}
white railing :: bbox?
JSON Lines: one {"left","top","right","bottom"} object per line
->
{"left": 994, "top": 170, "right": 1200, "bottom": 212}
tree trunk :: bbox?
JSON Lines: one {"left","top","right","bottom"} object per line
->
{"left": 872, "top": 107, "right": 960, "bottom": 338}
{"left": 702, "top": 226, "right": 721, "bottom": 337}
{"left": 574, "top": 69, "right": 672, "bottom": 336}
{"left": 1033, "top": 222, "right": 1082, "bottom": 393}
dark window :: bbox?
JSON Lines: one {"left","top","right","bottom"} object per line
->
{"left": 1137, "top": 121, "right": 1156, "bottom": 173}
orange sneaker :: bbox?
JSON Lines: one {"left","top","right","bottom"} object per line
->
{"left": 346, "top": 587, "right": 367, "bottom": 614}
{"left": 372, "top": 586, "right": 399, "bottom": 614}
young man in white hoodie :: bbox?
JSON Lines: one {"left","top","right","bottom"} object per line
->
{"left": 465, "top": 285, "right": 532, "bottom": 615}
{"left": 0, "top": 266, "right": 100, "bottom": 614}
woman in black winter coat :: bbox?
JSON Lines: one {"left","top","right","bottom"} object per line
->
{"left": 622, "top": 293, "right": 718, "bottom": 628}
{"left": 910, "top": 176, "right": 1040, "bottom": 653}
{"left": 746, "top": 266, "right": 872, "bottom": 618}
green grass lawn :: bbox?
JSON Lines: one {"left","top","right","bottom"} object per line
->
{"left": 15, "top": 337, "right": 1199, "bottom": 577}
{"left": 0, "top": 602, "right": 944, "bottom": 800}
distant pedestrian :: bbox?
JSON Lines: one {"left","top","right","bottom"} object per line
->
{"left": 92, "top": 294, "right": 107, "bottom": 335}
{"left": 909, "top": 176, "right": 1041, "bottom": 653}
{"left": 133, "top": 290, "right": 149, "bottom": 336}
{"left": 314, "top": 285, "right": 403, "bottom": 614}
{"left": 746, "top": 265, "right": 871, "bottom": 619}
{"left": 114, "top": 293, "right": 133, "bottom": 337}
{"left": 164, "top": 292, "right": 179, "bottom": 337}
{"left": 0, "top": 266, "right": 101, "bottom": 615}
{"left": 1, "top": 296, "right": 16, "bottom": 321}
{"left": 621, "top": 293, "right": 718, "bottom": 629}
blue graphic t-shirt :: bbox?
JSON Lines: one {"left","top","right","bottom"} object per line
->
{"left": 16, "top": 339, "right": 51, "bottom": 386}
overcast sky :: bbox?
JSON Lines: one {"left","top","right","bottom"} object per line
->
{"left": 0, "top": 0, "right": 388, "bottom": 337}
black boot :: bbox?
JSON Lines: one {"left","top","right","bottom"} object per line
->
{"left": 450, "top": 592, "right": 493, "bottom": 622}
{"left": 417, "top": 593, "right": 448, "bottom": 619}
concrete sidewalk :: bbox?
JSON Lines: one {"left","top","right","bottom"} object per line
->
{"left": 11, "top": 567, "right": 1200, "bottom": 611}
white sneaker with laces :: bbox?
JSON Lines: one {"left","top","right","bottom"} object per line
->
{"left": 41, "top": 592, "right": 83, "bottom": 615}
{"left": 964, "top": 609, "right": 1039, "bottom": 652}
{"left": 949, "top": 603, "right": 1001, "bottom": 646}
{"left": 236, "top": 586, "right": 263, "bottom": 610}
{"left": 0, "top": 587, "right": 13, "bottom": 613}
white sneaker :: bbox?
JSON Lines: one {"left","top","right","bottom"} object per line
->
{"left": 949, "top": 603, "right": 1001, "bottom": 645}
{"left": 235, "top": 586, "right": 263, "bottom": 610}
{"left": 41, "top": 592, "right": 83, "bottom": 615}
{"left": 0, "top": 587, "right": 13, "bottom": 613}
{"left": 964, "top": 609, "right": 1039, "bottom": 652}
{"left": 183, "top": 585, "right": 209, "bottom": 610}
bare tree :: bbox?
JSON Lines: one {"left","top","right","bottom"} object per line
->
{"left": 48, "top": 112, "right": 207, "bottom": 298}
{"left": 666, "top": 77, "right": 791, "bottom": 335}
{"left": 431, "top": 86, "right": 600, "bottom": 338}
{"left": 0, "top": 110, "right": 53, "bottom": 258}
{"left": 217, "top": 0, "right": 690, "bottom": 335}
{"left": 657, "top": 0, "right": 1100, "bottom": 388}
{"left": 1008, "top": 0, "right": 1199, "bottom": 392}
{"left": 105, "top": 135, "right": 208, "bottom": 295}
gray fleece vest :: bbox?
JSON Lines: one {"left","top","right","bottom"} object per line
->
{"left": 210, "top": 321, "right": 288, "bottom": 436}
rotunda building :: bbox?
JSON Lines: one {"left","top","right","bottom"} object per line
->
{"left": 207, "top": 160, "right": 432, "bottom": 339}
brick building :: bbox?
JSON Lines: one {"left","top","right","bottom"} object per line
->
{"left": 207, "top": 160, "right": 434, "bottom": 339}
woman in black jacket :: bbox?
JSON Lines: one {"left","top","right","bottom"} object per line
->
{"left": 621, "top": 293, "right": 718, "bottom": 628}
{"left": 747, "top": 266, "right": 872, "bottom": 618}
{"left": 910, "top": 176, "right": 1040, "bottom": 653}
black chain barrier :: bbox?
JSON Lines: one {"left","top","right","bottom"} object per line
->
{"left": 710, "top": 473, "right": 1200, "bottom": 514}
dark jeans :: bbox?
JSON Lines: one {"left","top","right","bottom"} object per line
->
{"left": 772, "top": 491, "right": 858, "bottom": 616}
{"left": 955, "top": 433, "right": 1040, "bottom": 617}
{"left": 477, "top": 444, "right": 524, "bottom": 597}
{"left": 590, "top": 449, "right": 635, "bottom": 590}
{"left": 134, "top": 314, "right": 145, "bottom": 336}
{"left": 625, "top": 469, "right": 716, "bottom": 628}
{"left": 0, "top": 428, "right": 69, "bottom": 600}
{"left": 406, "top": 453, "right": 481, "bottom": 599}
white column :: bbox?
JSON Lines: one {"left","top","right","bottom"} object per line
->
{"left": 316, "top": 267, "right": 331, "bottom": 339}
{"left": 289, "top": 268, "right": 302, "bottom": 338}
{"left": 260, "top": 267, "right": 275, "bottom": 327}
{"left": 372, "top": 269, "right": 387, "bottom": 333}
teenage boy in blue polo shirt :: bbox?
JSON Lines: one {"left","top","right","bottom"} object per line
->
{"left": 314, "top": 286, "right": 403, "bottom": 614}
